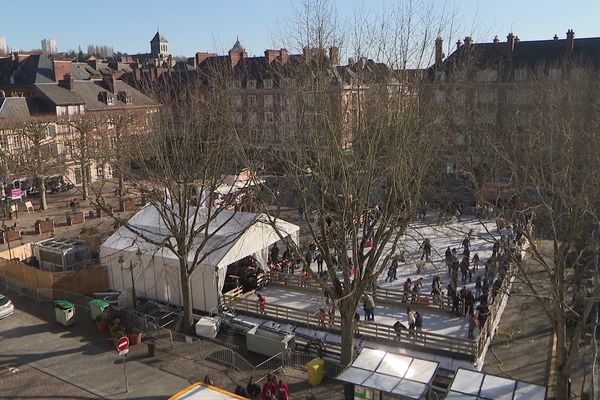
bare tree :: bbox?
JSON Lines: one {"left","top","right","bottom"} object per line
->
{"left": 0, "top": 119, "right": 65, "bottom": 210}
{"left": 474, "top": 67, "right": 600, "bottom": 399}
{"left": 93, "top": 76, "right": 252, "bottom": 332}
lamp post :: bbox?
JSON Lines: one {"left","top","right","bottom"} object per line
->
{"left": 118, "top": 254, "right": 137, "bottom": 309}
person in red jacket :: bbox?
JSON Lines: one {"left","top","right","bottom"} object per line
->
{"left": 261, "top": 375, "right": 277, "bottom": 400}
{"left": 257, "top": 294, "right": 266, "bottom": 315}
{"left": 276, "top": 379, "right": 289, "bottom": 400}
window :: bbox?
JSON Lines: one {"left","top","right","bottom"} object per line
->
{"left": 46, "top": 124, "right": 57, "bottom": 138}
{"left": 248, "top": 95, "right": 257, "bottom": 106}
{"left": 475, "top": 69, "right": 497, "bottom": 82}
{"left": 232, "top": 95, "right": 242, "bottom": 108}
{"left": 249, "top": 112, "right": 257, "bottom": 124}
{"left": 235, "top": 112, "right": 243, "bottom": 125}
{"left": 507, "top": 90, "right": 532, "bottom": 105}
{"left": 264, "top": 95, "right": 273, "bottom": 107}
{"left": 476, "top": 89, "right": 496, "bottom": 104}
{"left": 264, "top": 112, "right": 274, "bottom": 123}
{"left": 263, "top": 79, "right": 273, "bottom": 89}
{"left": 514, "top": 69, "right": 527, "bottom": 81}
{"left": 247, "top": 80, "right": 257, "bottom": 89}
{"left": 434, "top": 90, "right": 446, "bottom": 105}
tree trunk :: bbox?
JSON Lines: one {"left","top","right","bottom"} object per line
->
{"left": 339, "top": 297, "right": 358, "bottom": 365}
{"left": 179, "top": 257, "right": 194, "bottom": 333}
{"left": 554, "top": 311, "right": 570, "bottom": 400}
{"left": 39, "top": 177, "right": 47, "bottom": 210}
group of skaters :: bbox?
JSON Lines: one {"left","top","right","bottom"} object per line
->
{"left": 232, "top": 375, "right": 289, "bottom": 400}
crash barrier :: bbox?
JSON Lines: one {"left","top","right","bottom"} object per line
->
{"left": 232, "top": 270, "right": 454, "bottom": 312}
{"left": 223, "top": 294, "right": 477, "bottom": 358}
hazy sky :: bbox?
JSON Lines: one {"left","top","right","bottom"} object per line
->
{"left": 1, "top": 0, "right": 597, "bottom": 57}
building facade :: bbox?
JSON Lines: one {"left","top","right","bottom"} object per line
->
{"left": 425, "top": 29, "right": 600, "bottom": 185}
{"left": 41, "top": 38, "right": 58, "bottom": 54}
{"left": 0, "top": 53, "right": 158, "bottom": 186}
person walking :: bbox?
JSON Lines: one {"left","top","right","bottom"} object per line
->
{"left": 414, "top": 310, "right": 423, "bottom": 338}
{"left": 407, "top": 306, "right": 416, "bottom": 337}
{"left": 472, "top": 253, "right": 480, "bottom": 271}
{"left": 468, "top": 312, "right": 478, "bottom": 339}
{"left": 316, "top": 252, "right": 324, "bottom": 275}
{"left": 420, "top": 238, "right": 432, "bottom": 261}
{"left": 257, "top": 294, "right": 267, "bottom": 315}
{"left": 403, "top": 278, "right": 412, "bottom": 303}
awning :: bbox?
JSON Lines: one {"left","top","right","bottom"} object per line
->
{"left": 335, "top": 348, "right": 438, "bottom": 399}
{"left": 448, "top": 368, "right": 546, "bottom": 400}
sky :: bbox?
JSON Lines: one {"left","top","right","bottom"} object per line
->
{"left": 1, "top": 0, "right": 598, "bottom": 58}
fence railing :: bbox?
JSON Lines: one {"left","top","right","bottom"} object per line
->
{"left": 224, "top": 293, "right": 477, "bottom": 357}
{"left": 265, "top": 271, "right": 453, "bottom": 312}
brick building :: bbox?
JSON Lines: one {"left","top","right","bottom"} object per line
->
{"left": 0, "top": 53, "right": 158, "bottom": 186}
{"left": 426, "top": 29, "right": 600, "bottom": 185}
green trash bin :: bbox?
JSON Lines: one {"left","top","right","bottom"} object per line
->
{"left": 89, "top": 299, "right": 110, "bottom": 321}
{"left": 54, "top": 300, "right": 75, "bottom": 327}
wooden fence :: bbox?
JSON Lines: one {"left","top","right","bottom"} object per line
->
{"left": 265, "top": 271, "right": 453, "bottom": 311}
{"left": 0, "top": 257, "right": 108, "bottom": 295}
{"left": 224, "top": 293, "right": 477, "bottom": 358}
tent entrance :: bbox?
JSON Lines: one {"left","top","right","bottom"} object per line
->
{"left": 222, "top": 256, "right": 263, "bottom": 294}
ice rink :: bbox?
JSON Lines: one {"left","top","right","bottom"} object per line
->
{"left": 256, "top": 286, "right": 470, "bottom": 338}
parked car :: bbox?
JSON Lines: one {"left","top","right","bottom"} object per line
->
{"left": 0, "top": 294, "right": 14, "bottom": 319}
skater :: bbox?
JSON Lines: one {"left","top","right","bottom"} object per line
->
{"left": 386, "top": 257, "right": 399, "bottom": 282}
{"left": 316, "top": 252, "right": 324, "bottom": 274}
{"left": 403, "top": 278, "right": 412, "bottom": 303}
{"left": 420, "top": 238, "right": 432, "bottom": 261}
{"left": 472, "top": 253, "right": 480, "bottom": 271}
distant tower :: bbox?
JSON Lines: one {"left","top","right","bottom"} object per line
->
{"left": 150, "top": 31, "right": 169, "bottom": 58}
{"left": 0, "top": 36, "right": 7, "bottom": 55}
{"left": 41, "top": 38, "right": 58, "bottom": 54}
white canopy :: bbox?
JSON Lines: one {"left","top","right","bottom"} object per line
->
{"left": 100, "top": 204, "right": 299, "bottom": 312}
{"left": 448, "top": 368, "right": 546, "bottom": 400}
{"left": 336, "top": 348, "right": 438, "bottom": 400}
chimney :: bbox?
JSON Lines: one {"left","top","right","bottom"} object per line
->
{"left": 195, "top": 52, "right": 216, "bottom": 66}
{"left": 280, "top": 49, "right": 289, "bottom": 65}
{"left": 103, "top": 74, "right": 117, "bottom": 94}
{"left": 553, "top": 34, "right": 559, "bottom": 41}
{"left": 265, "top": 49, "right": 279, "bottom": 64}
{"left": 435, "top": 37, "right": 443, "bottom": 65}
{"left": 359, "top": 57, "right": 367, "bottom": 68}
{"left": 348, "top": 57, "right": 355, "bottom": 66}
{"left": 507, "top": 33, "right": 516, "bottom": 53}
{"left": 303, "top": 47, "right": 310, "bottom": 62}
{"left": 53, "top": 60, "right": 73, "bottom": 82}
{"left": 464, "top": 36, "right": 473, "bottom": 49}
{"left": 329, "top": 46, "right": 340, "bottom": 66}
{"left": 456, "top": 40, "right": 462, "bottom": 50}
{"left": 493, "top": 35, "right": 500, "bottom": 44}
{"left": 566, "top": 29, "right": 575, "bottom": 55}
{"left": 63, "top": 73, "right": 75, "bottom": 91}
{"left": 228, "top": 49, "right": 243, "bottom": 68}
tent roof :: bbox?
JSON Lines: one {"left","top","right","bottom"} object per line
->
{"left": 336, "top": 348, "right": 438, "bottom": 399}
{"left": 101, "top": 204, "right": 299, "bottom": 268}
{"left": 448, "top": 368, "right": 546, "bottom": 400}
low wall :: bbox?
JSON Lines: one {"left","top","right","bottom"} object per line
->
{"left": 0, "top": 257, "right": 108, "bottom": 295}
{"left": 0, "top": 243, "right": 33, "bottom": 261}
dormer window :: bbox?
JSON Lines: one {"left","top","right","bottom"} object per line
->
{"left": 263, "top": 79, "right": 273, "bottom": 89}
{"left": 99, "top": 91, "right": 114, "bottom": 105}
{"left": 117, "top": 91, "right": 133, "bottom": 104}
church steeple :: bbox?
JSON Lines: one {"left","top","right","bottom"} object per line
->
{"left": 150, "top": 31, "right": 169, "bottom": 58}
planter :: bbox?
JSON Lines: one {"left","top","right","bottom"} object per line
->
{"left": 128, "top": 332, "right": 143, "bottom": 345}
{"left": 96, "top": 319, "right": 108, "bottom": 333}
{"left": 120, "top": 201, "right": 136, "bottom": 212}
{"left": 67, "top": 211, "right": 85, "bottom": 225}
{"left": 96, "top": 207, "right": 112, "bottom": 218}
{"left": 1, "top": 230, "right": 21, "bottom": 244}
{"left": 35, "top": 220, "right": 55, "bottom": 234}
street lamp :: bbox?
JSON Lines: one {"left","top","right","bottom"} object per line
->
{"left": 118, "top": 254, "right": 137, "bottom": 309}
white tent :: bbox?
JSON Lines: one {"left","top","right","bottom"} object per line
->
{"left": 100, "top": 204, "right": 299, "bottom": 313}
